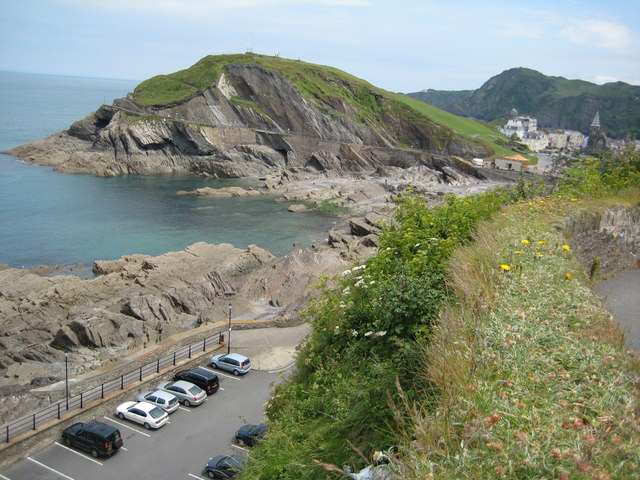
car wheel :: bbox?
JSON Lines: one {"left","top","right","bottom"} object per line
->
{"left": 144, "top": 422, "right": 151, "bottom": 430}
{"left": 233, "top": 369, "right": 240, "bottom": 376}
{"left": 183, "top": 399, "right": 191, "bottom": 407}
{"left": 117, "top": 412, "right": 125, "bottom": 420}
{"left": 91, "top": 448, "right": 99, "bottom": 458}
{"left": 63, "top": 436, "right": 72, "bottom": 447}
{"left": 207, "top": 471, "right": 216, "bottom": 479}
{"left": 211, "top": 362, "right": 218, "bottom": 369}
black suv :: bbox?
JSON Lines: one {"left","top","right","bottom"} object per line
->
{"left": 174, "top": 367, "right": 219, "bottom": 395}
{"left": 62, "top": 421, "right": 123, "bottom": 458}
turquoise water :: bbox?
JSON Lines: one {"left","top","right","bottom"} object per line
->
{"left": 0, "top": 72, "right": 335, "bottom": 273}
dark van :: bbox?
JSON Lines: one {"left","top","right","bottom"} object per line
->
{"left": 174, "top": 367, "right": 220, "bottom": 395}
{"left": 62, "top": 421, "right": 123, "bottom": 458}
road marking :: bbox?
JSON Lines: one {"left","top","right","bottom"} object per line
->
{"left": 188, "top": 473, "right": 207, "bottom": 479}
{"left": 0, "top": 473, "right": 12, "bottom": 480}
{"left": 208, "top": 369, "right": 241, "bottom": 381}
{"left": 54, "top": 442, "right": 103, "bottom": 465}
{"left": 27, "top": 457, "right": 74, "bottom": 480}
{"left": 103, "top": 416, "right": 151, "bottom": 437}
{"left": 231, "top": 444, "right": 249, "bottom": 453}
{"left": 178, "top": 406, "right": 191, "bottom": 412}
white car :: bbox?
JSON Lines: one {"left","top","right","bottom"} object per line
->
{"left": 136, "top": 390, "right": 180, "bottom": 414}
{"left": 115, "top": 401, "right": 169, "bottom": 429}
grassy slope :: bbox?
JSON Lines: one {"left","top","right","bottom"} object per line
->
{"left": 132, "top": 53, "right": 524, "bottom": 158}
{"left": 398, "top": 195, "right": 640, "bottom": 479}
{"left": 393, "top": 93, "right": 520, "bottom": 158}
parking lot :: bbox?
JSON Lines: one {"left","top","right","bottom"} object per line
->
{"left": 0, "top": 330, "right": 300, "bottom": 480}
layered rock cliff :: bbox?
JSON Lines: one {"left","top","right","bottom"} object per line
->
{"left": 8, "top": 54, "right": 490, "bottom": 178}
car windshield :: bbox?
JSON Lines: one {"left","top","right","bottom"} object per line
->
{"left": 149, "top": 407, "right": 165, "bottom": 419}
{"left": 188, "top": 385, "right": 202, "bottom": 395}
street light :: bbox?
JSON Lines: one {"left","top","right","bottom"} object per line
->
{"left": 65, "top": 353, "right": 69, "bottom": 411}
{"left": 227, "top": 303, "right": 232, "bottom": 354}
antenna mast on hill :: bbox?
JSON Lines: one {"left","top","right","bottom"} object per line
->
{"left": 247, "top": 33, "right": 253, "bottom": 53}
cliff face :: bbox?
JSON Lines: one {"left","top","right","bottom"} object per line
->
{"left": 8, "top": 57, "right": 490, "bottom": 178}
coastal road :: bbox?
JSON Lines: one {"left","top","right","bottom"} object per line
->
{"left": 0, "top": 367, "right": 281, "bottom": 480}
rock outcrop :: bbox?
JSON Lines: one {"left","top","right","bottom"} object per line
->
{"left": 7, "top": 55, "right": 490, "bottom": 180}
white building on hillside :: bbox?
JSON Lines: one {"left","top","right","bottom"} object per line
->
{"left": 499, "top": 115, "right": 538, "bottom": 139}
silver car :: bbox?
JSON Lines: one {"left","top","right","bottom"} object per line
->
{"left": 210, "top": 353, "right": 251, "bottom": 376}
{"left": 136, "top": 389, "right": 179, "bottom": 414}
{"left": 157, "top": 380, "right": 206, "bottom": 407}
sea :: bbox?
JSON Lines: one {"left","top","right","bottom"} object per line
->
{"left": 0, "top": 71, "right": 336, "bottom": 276}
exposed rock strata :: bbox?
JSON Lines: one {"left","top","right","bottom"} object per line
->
{"left": 7, "top": 64, "right": 490, "bottom": 180}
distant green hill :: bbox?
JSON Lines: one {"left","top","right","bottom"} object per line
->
{"left": 407, "top": 89, "right": 473, "bottom": 110}
{"left": 406, "top": 68, "right": 640, "bottom": 139}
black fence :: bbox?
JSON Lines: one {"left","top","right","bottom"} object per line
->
{"left": 2, "top": 328, "right": 226, "bottom": 443}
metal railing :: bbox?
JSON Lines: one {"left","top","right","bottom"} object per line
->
{"left": 2, "top": 328, "right": 225, "bottom": 443}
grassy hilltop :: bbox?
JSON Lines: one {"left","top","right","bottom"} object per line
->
{"left": 131, "top": 53, "right": 522, "bottom": 159}
{"left": 238, "top": 150, "right": 640, "bottom": 479}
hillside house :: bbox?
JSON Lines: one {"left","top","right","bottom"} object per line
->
{"left": 499, "top": 115, "right": 538, "bottom": 139}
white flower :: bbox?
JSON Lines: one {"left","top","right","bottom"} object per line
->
{"left": 351, "top": 330, "right": 358, "bottom": 337}
{"left": 353, "top": 265, "right": 367, "bottom": 271}
{"left": 341, "top": 269, "right": 352, "bottom": 276}
{"left": 339, "top": 302, "right": 346, "bottom": 308}
{"left": 414, "top": 243, "right": 421, "bottom": 248}
{"left": 375, "top": 331, "right": 387, "bottom": 337}
{"left": 343, "top": 287, "right": 351, "bottom": 295}
{"left": 364, "top": 331, "right": 373, "bottom": 337}
{"left": 334, "top": 325, "right": 340, "bottom": 333}
{"left": 370, "top": 280, "right": 376, "bottom": 285}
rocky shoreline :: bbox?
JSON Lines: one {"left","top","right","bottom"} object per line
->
{"left": 0, "top": 170, "right": 506, "bottom": 426}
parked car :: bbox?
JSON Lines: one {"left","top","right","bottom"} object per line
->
{"left": 136, "top": 389, "right": 179, "bottom": 414}
{"left": 204, "top": 455, "right": 246, "bottom": 479}
{"left": 174, "top": 367, "right": 219, "bottom": 395}
{"left": 157, "top": 380, "right": 207, "bottom": 406}
{"left": 235, "top": 423, "right": 268, "bottom": 446}
{"left": 115, "top": 401, "right": 169, "bottom": 429}
{"left": 210, "top": 353, "right": 251, "bottom": 376}
{"left": 61, "top": 421, "right": 123, "bottom": 458}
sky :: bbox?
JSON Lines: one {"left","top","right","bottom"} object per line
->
{"left": 1, "top": 0, "right": 639, "bottom": 92}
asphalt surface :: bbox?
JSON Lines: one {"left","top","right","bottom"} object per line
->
{"left": 0, "top": 324, "right": 312, "bottom": 480}
{"left": 593, "top": 269, "right": 640, "bottom": 354}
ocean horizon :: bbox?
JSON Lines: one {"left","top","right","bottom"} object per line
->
{"left": 0, "top": 71, "right": 336, "bottom": 275}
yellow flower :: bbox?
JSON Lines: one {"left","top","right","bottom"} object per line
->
{"left": 538, "top": 240, "right": 547, "bottom": 245}
{"left": 535, "top": 254, "right": 544, "bottom": 259}
{"left": 565, "top": 273, "right": 572, "bottom": 279}
{"left": 514, "top": 251, "right": 522, "bottom": 254}
{"left": 570, "top": 198, "right": 578, "bottom": 202}
{"left": 521, "top": 239, "right": 530, "bottom": 245}
{"left": 562, "top": 244, "right": 571, "bottom": 251}
{"left": 500, "top": 264, "right": 511, "bottom": 272}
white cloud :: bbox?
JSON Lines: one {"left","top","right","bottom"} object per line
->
{"left": 58, "top": 0, "right": 369, "bottom": 15}
{"left": 594, "top": 75, "right": 618, "bottom": 84}
{"left": 559, "top": 19, "right": 632, "bottom": 50}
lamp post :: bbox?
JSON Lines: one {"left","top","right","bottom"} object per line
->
{"left": 227, "top": 303, "right": 232, "bottom": 354}
{"left": 65, "top": 353, "right": 69, "bottom": 411}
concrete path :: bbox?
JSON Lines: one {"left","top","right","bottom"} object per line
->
{"left": 594, "top": 269, "right": 640, "bottom": 354}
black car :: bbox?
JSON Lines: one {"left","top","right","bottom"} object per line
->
{"left": 61, "top": 421, "right": 123, "bottom": 458}
{"left": 235, "top": 423, "right": 268, "bottom": 446}
{"left": 204, "top": 455, "right": 245, "bottom": 479}
{"left": 174, "top": 367, "right": 219, "bottom": 395}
